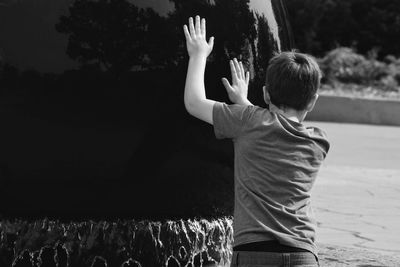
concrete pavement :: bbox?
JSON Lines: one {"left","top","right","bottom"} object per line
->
{"left": 305, "top": 121, "right": 400, "bottom": 256}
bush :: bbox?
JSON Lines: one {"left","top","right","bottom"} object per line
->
{"left": 319, "top": 48, "right": 387, "bottom": 84}
{"left": 384, "top": 55, "right": 400, "bottom": 85}
{"left": 318, "top": 47, "right": 400, "bottom": 95}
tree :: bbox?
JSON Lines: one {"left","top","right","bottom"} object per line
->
{"left": 286, "top": 0, "right": 400, "bottom": 58}
{"left": 55, "top": 0, "right": 177, "bottom": 76}
{"left": 350, "top": 0, "right": 400, "bottom": 57}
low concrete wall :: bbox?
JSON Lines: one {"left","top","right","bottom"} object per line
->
{"left": 307, "top": 95, "right": 400, "bottom": 126}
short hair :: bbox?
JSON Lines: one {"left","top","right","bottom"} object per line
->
{"left": 266, "top": 51, "right": 322, "bottom": 111}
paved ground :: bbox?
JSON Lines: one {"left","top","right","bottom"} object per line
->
{"left": 305, "top": 121, "right": 400, "bottom": 257}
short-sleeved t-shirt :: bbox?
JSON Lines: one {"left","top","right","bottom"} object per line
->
{"left": 212, "top": 102, "right": 330, "bottom": 256}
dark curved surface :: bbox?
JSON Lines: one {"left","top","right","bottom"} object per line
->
{"left": 0, "top": 0, "right": 294, "bottom": 219}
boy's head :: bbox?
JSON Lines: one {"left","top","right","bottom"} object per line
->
{"left": 264, "top": 51, "right": 322, "bottom": 112}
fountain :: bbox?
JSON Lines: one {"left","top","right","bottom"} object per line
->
{"left": 0, "top": 0, "right": 293, "bottom": 265}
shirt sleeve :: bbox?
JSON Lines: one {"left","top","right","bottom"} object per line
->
{"left": 309, "top": 127, "right": 331, "bottom": 157}
{"left": 212, "top": 102, "right": 255, "bottom": 139}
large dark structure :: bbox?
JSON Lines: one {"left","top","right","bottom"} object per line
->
{"left": 0, "top": 0, "right": 293, "bottom": 220}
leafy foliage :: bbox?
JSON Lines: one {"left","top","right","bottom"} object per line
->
{"left": 286, "top": 0, "right": 400, "bottom": 58}
{"left": 319, "top": 47, "right": 400, "bottom": 97}
{"left": 319, "top": 48, "right": 386, "bottom": 84}
{"left": 55, "top": 0, "right": 180, "bottom": 75}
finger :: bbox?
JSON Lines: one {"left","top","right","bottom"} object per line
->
{"left": 208, "top": 36, "right": 214, "bottom": 50}
{"left": 234, "top": 58, "right": 241, "bottom": 79}
{"left": 234, "top": 58, "right": 242, "bottom": 79}
{"left": 195, "top": 15, "right": 201, "bottom": 36}
{"left": 240, "top": 61, "right": 245, "bottom": 78}
{"left": 230, "top": 60, "right": 238, "bottom": 83}
{"left": 183, "top": 25, "right": 192, "bottom": 42}
{"left": 246, "top": 71, "right": 250, "bottom": 84}
{"left": 222, "top": 78, "right": 234, "bottom": 92}
{"left": 189, "top": 17, "right": 195, "bottom": 37}
{"left": 201, "top": 18, "right": 206, "bottom": 36}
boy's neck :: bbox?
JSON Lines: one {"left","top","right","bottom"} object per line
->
{"left": 269, "top": 103, "right": 307, "bottom": 123}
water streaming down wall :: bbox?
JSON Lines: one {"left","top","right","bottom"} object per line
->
{"left": 2, "top": 218, "right": 233, "bottom": 266}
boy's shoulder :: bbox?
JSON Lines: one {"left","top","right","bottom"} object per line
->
{"left": 212, "top": 102, "right": 271, "bottom": 139}
{"left": 213, "top": 102, "right": 330, "bottom": 154}
{"left": 245, "top": 105, "right": 330, "bottom": 153}
{"left": 304, "top": 125, "right": 330, "bottom": 154}
{"left": 305, "top": 125, "right": 329, "bottom": 139}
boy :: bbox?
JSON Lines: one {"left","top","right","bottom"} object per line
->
{"left": 183, "top": 16, "right": 329, "bottom": 267}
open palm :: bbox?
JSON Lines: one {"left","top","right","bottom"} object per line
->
{"left": 183, "top": 16, "right": 214, "bottom": 58}
{"left": 222, "top": 58, "right": 250, "bottom": 105}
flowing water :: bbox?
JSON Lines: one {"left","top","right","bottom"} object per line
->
{"left": 0, "top": 217, "right": 234, "bottom": 267}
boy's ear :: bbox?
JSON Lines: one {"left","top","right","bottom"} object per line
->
{"left": 263, "top": 86, "right": 271, "bottom": 105}
{"left": 306, "top": 94, "right": 319, "bottom": 112}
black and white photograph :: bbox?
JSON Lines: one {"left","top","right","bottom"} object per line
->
{"left": 0, "top": 0, "right": 400, "bottom": 266}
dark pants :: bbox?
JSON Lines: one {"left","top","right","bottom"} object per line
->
{"left": 230, "top": 251, "right": 319, "bottom": 267}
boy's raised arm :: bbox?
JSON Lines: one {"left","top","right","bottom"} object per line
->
{"left": 183, "top": 16, "right": 253, "bottom": 126}
{"left": 183, "top": 16, "right": 216, "bottom": 125}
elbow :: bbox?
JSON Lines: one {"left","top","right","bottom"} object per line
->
{"left": 184, "top": 98, "right": 197, "bottom": 116}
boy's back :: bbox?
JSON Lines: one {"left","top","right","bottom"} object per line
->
{"left": 213, "top": 102, "right": 330, "bottom": 255}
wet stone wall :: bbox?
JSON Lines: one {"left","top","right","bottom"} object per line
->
{"left": 0, "top": 218, "right": 233, "bottom": 267}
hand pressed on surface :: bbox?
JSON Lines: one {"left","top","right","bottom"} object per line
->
{"left": 222, "top": 58, "right": 252, "bottom": 106}
{"left": 183, "top": 16, "right": 214, "bottom": 58}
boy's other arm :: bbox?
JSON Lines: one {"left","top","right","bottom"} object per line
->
{"left": 183, "top": 16, "right": 216, "bottom": 125}
{"left": 222, "top": 58, "right": 253, "bottom": 106}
